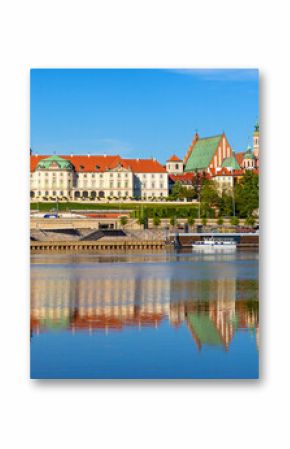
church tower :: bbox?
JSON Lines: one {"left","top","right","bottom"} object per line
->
{"left": 253, "top": 120, "right": 259, "bottom": 158}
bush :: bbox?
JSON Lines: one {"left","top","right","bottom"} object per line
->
{"left": 119, "top": 216, "right": 128, "bottom": 227}
{"left": 187, "top": 217, "right": 195, "bottom": 226}
{"left": 202, "top": 217, "right": 208, "bottom": 226}
{"left": 153, "top": 216, "right": 161, "bottom": 227}
{"left": 217, "top": 217, "right": 224, "bottom": 225}
{"left": 245, "top": 216, "right": 256, "bottom": 226}
{"left": 170, "top": 217, "right": 175, "bottom": 226}
{"left": 230, "top": 216, "right": 240, "bottom": 226}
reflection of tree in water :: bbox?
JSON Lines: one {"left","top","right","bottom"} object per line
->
{"left": 30, "top": 272, "right": 259, "bottom": 350}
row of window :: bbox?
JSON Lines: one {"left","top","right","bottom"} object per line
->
{"left": 33, "top": 171, "right": 167, "bottom": 180}
{"left": 32, "top": 190, "right": 165, "bottom": 198}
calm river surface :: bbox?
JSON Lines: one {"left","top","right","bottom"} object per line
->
{"left": 30, "top": 250, "right": 259, "bottom": 379}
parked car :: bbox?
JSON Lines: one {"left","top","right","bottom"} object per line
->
{"left": 43, "top": 213, "right": 58, "bottom": 218}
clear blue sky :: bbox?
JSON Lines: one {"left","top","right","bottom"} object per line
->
{"left": 30, "top": 69, "right": 259, "bottom": 163}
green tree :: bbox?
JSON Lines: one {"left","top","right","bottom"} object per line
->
{"left": 200, "top": 178, "right": 220, "bottom": 220}
{"left": 202, "top": 217, "right": 208, "bottom": 226}
{"left": 153, "top": 216, "right": 161, "bottom": 227}
{"left": 219, "top": 193, "right": 233, "bottom": 217}
{"left": 235, "top": 171, "right": 259, "bottom": 218}
{"left": 171, "top": 181, "right": 195, "bottom": 200}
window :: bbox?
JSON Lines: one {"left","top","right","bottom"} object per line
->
{"left": 117, "top": 182, "right": 121, "bottom": 188}
{"left": 175, "top": 164, "right": 179, "bottom": 169}
{"left": 125, "top": 181, "right": 128, "bottom": 188}
{"left": 160, "top": 183, "right": 163, "bottom": 189}
{"left": 125, "top": 191, "right": 128, "bottom": 196}
{"left": 110, "top": 181, "right": 113, "bottom": 188}
{"left": 84, "top": 174, "right": 87, "bottom": 178}
{"left": 152, "top": 183, "right": 155, "bottom": 188}
{"left": 92, "top": 174, "right": 95, "bottom": 178}
{"left": 110, "top": 191, "right": 113, "bottom": 196}
{"left": 151, "top": 174, "right": 155, "bottom": 178}
{"left": 118, "top": 191, "right": 121, "bottom": 197}
{"left": 100, "top": 174, "right": 103, "bottom": 178}
{"left": 125, "top": 173, "right": 128, "bottom": 178}
{"left": 117, "top": 173, "right": 121, "bottom": 178}
{"left": 110, "top": 173, "right": 113, "bottom": 178}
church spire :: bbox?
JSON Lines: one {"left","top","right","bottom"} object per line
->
{"left": 253, "top": 119, "right": 259, "bottom": 159}
{"left": 254, "top": 119, "right": 259, "bottom": 133}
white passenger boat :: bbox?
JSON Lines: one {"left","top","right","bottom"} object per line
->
{"left": 192, "top": 238, "right": 236, "bottom": 251}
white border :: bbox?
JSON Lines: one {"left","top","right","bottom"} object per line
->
{"left": 1, "top": 1, "right": 290, "bottom": 448}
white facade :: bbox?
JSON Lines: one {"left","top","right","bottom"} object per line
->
{"left": 30, "top": 155, "right": 169, "bottom": 200}
{"left": 133, "top": 172, "right": 168, "bottom": 199}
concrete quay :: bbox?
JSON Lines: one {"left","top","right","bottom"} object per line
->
{"left": 30, "top": 240, "right": 166, "bottom": 253}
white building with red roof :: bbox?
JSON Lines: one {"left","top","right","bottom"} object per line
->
{"left": 30, "top": 154, "right": 168, "bottom": 201}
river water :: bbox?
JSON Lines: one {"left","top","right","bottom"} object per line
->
{"left": 30, "top": 250, "right": 259, "bottom": 379}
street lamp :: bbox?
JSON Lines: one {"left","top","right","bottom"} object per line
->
{"left": 198, "top": 192, "right": 201, "bottom": 220}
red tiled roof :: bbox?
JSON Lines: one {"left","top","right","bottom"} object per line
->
{"left": 30, "top": 155, "right": 167, "bottom": 173}
{"left": 169, "top": 173, "right": 195, "bottom": 183}
{"left": 167, "top": 154, "right": 182, "bottom": 162}
{"left": 232, "top": 169, "right": 246, "bottom": 176}
{"left": 235, "top": 152, "right": 245, "bottom": 166}
{"left": 212, "top": 167, "right": 233, "bottom": 177}
{"left": 119, "top": 158, "right": 167, "bottom": 173}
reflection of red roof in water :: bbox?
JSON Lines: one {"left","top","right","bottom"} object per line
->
{"left": 28, "top": 313, "right": 165, "bottom": 332}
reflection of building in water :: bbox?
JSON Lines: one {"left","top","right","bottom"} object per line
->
{"left": 31, "top": 273, "right": 171, "bottom": 332}
{"left": 31, "top": 273, "right": 259, "bottom": 350}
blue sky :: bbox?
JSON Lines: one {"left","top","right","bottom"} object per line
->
{"left": 30, "top": 69, "right": 259, "bottom": 163}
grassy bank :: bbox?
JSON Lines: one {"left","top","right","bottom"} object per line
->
{"left": 30, "top": 201, "right": 203, "bottom": 218}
